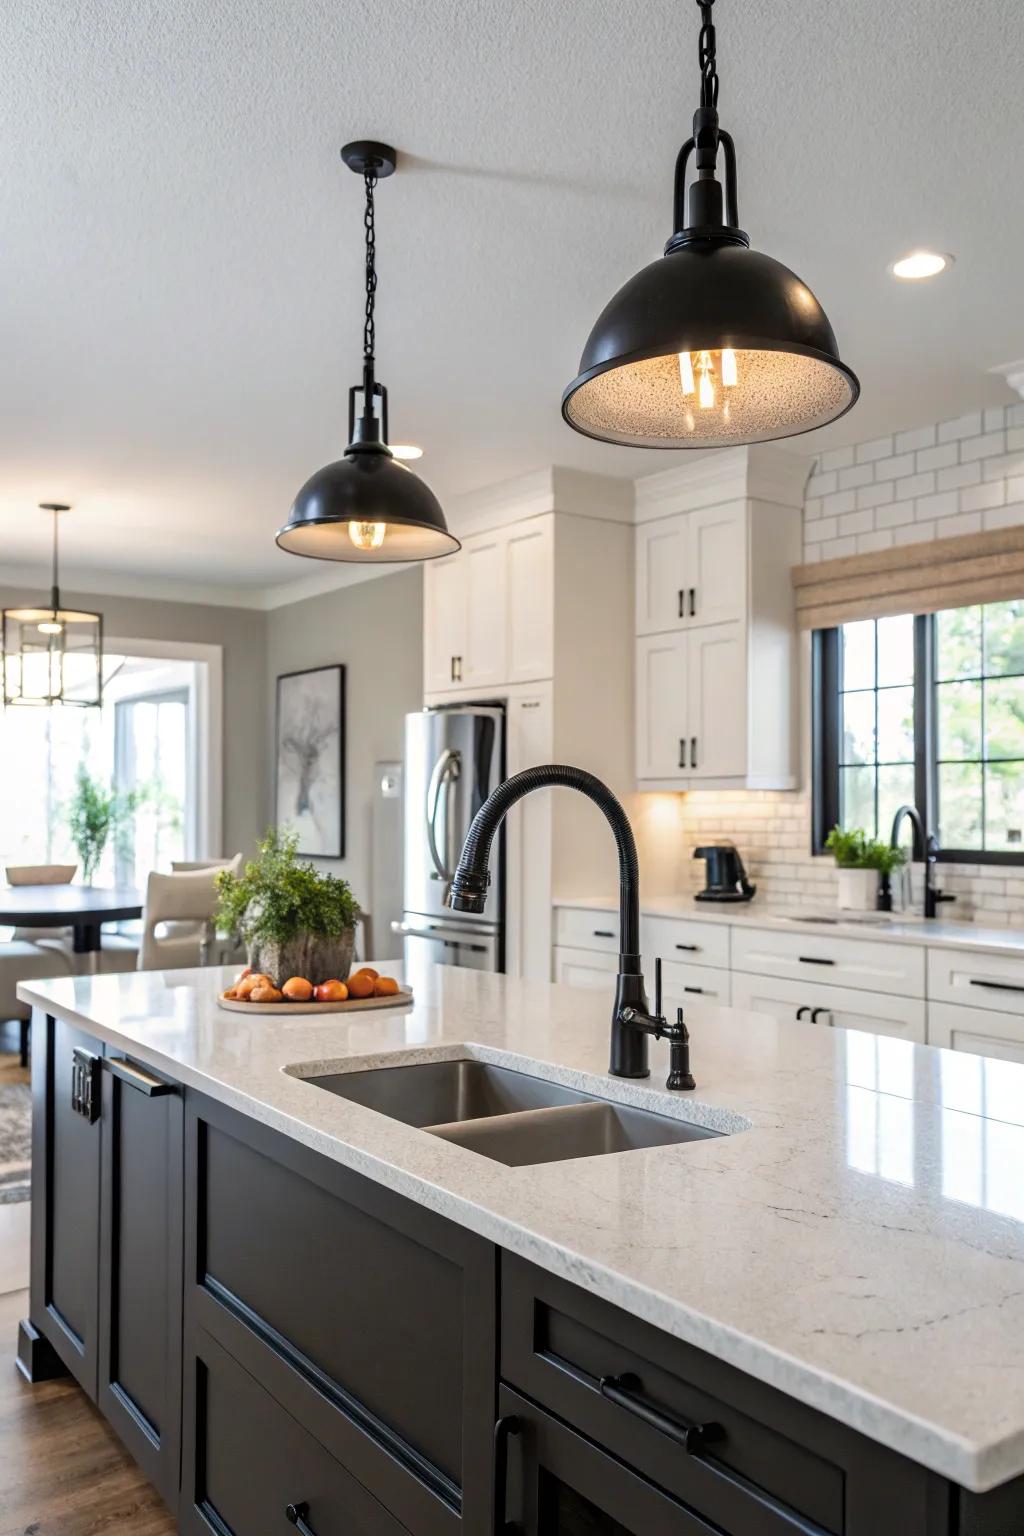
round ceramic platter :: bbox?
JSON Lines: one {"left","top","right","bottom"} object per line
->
{"left": 217, "top": 988, "right": 413, "bottom": 1016}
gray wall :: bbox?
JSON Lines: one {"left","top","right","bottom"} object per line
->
{"left": 0, "top": 585, "right": 268, "bottom": 861}
{"left": 266, "top": 567, "right": 424, "bottom": 916}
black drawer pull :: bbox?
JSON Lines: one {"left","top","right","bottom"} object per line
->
{"left": 494, "top": 1415, "right": 521, "bottom": 1535}
{"left": 798, "top": 955, "right": 834, "bottom": 966}
{"left": 688, "top": 586, "right": 696, "bottom": 617}
{"left": 970, "top": 978, "right": 1024, "bottom": 995}
{"left": 678, "top": 589, "right": 685, "bottom": 619}
{"left": 104, "top": 1057, "right": 176, "bottom": 1096}
{"left": 285, "top": 1503, "right": 316, "bottom": 1535}
{"left": 599, "top": 1373, "right": 720, "bottom": 1453}
{"left": 592, "top": 929, "right": 615, "bottom": 939}
{"left": 795, "top": 1005, "right": 810, "bottom": 1020}
{"left": 675, "top": 942, "right": 700, "bottom": 952}
{"left": 683, "top": 985, "right": 704, "bottom": 994}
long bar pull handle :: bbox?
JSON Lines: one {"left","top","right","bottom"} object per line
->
{"left": 285, "top": 1503, "right": 317, "bottom": 1535}
{"left": 678, "top": 738, "right": 686, "bottom": 770}
{"left": 599, "top": 1373, "right": 720, "bottom": 1453}
{"left": 678, "top": 589, "right": 685, "bottom": 619}
{"left": 688, "top": 587, "right": 696, "bottom": 617}
{"left": 690, "top": 736, "right": 698, "bottom": 770}
{"left": 593, "top": 929, "right": 615, "bottom": 939}
{"left": 675, "top": 942, "right": 700, "bottom": 952}
{"left": 970, "top": 978, "right": 1024, "bottom": 994}
{"left": 798, "top": 955, "right": 835, "bottom": 966}
{"left": 104, "top": 1058, "right": 176, "bottom": 1096}
{"left": 494, "top": 1415, "right": 521, "bottom": 1536}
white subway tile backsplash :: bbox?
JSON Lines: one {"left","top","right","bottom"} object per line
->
{"left": 855, "top": 435, "right": 894, "bottom": 463}
{"left": 804, "top": 516, "right": 838, "bottom": 543}
{"left": 938, "top": 411, "right": 983, "bottom": 443}
{"left": 894, "top": 471, "right": 935, "bottom": 501}
{"left": 937, "top": 461, "right": 981, "bottom": 492}
{"left": 806, "top": 471, "right": 838, "bottom": 497}
{"left": 856, "top": 529, "right": 894, "bottom": 553}
{"left": 961, "top": 430, "right": 1005, "bottom": 462}
{"left": 984, "top": 406, "right": 1007, "bottom": 432}
{"left": 873, "top": 452, "right": 915, "bottom": 481}
{"left": 915, "top": 490, "right": 959, "bottom": 520}
{"left": 805, "top": 497, "right": 823, "bottom": 520}
{"left": 895, "top": 424, "right": 936, "bottom": 453}
{"left": 893, "top": 520, "right": 935, "bottom": 544}
{"left": 983, "top": 501, "right": 1024, "bottom": 530}
{"left": 915, "top": 442, "right": 958, "bottom": 472}
{"left": 1008, "top": 404, "right": 1024, "bottom": 429}
{"left": 856, "top": 482, "right": 896, "bottom": 510}
{"left": 820, "top": 445, "right": 855, "bottom": 472}
{"left": 838, "top": 463, "right": 875, "bottom": 491}
{"left": 874, "top": 501, "right": 916, "bottom": 529}
{"left": 960, "top": 480, "right": 1005, "bottom": 512}
{"left": 934, "top": 510, "right": 982, "bottom": 538}
{"left": 820, "top": 535, "right": 858, "bottom": 558}
{"left": 823, "top": 489, "right": 856, "bottom": 516}
{"left": 839, "top": 508, "right": 875, "bottom": 536}
{"left": 984, "top": 452, "right": 1024, "bottom": 482}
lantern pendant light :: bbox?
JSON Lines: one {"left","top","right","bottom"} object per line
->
{"left": 2, "top": 504, "right": 103, "bottom": 708}
{"left": 562, "top": 0, "right": 859, "bottom": 449}
{"left": 277, "top": 142, "right": 459, "bottom": 563}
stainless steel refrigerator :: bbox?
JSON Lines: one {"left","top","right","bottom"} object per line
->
{"left": 395, "top": 705, "right": 505, "bottom": 972}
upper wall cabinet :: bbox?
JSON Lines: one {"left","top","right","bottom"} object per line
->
{"left": 424, "top": 517, "right": 555, "bottom": 694}
{"left": 635, "top": 501, "right": 746, "bottom": 635}
{"left": 633, "top": 449, "right": 806, "bottom": 793}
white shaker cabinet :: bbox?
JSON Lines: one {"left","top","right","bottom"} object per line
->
{"left": 463, "top": 530, "right": 508, "bottom": 688}
{"left": 635, "top": 623, "right": 746, "bottom": 784}
{"left": 423, "top": 554, "right": 468, "bottom": 692}
{"left": 635, "top": 501, "right": 745, "bottom": 635}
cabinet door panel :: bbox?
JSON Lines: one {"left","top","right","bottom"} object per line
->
{"left": 636, "top": 633, "right": 689, "bottom": 782}
{"left": 928, "top": 1000, "right": 1024, "bottom": 1061}
{"left": 424, "top": 555, "right": 467, "bottom": 692}
{"left": 730, "top": 972, "right": 926, "bottom": 1041}
{"left": 636, "top": 516, "right": 689, "bottom": 636}
{"left": 464, "top": 531, "right": 507, "bottom": 687}
{"left": 687, "top": 624, "right": 745, "bottom": 780}
{"left": 553, "top": 945, "right": 617, "bottom": 989}
{"left": 98, "top": 1058, "right": 183, "bottom": 1506}
{"left": 689, "top": 503, "right": 746, "bottom": 628}
{"left": 30, "top": 1012, "right": 102, "bottom": 1397}
{"left": 507, "top": 519, "right": 554, "bottom": 682}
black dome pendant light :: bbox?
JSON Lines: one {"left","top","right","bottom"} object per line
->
{"left": 277, "top": 141, "right": 459, "bottom": 562}
{"left": 562, "top": 0, "right": 859, "bottom": 449}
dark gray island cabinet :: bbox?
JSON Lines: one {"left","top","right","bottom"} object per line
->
{"left": 18, "top": 1009, "right": 1024, "bottom": 1536}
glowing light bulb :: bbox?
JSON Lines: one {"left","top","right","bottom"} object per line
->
{"left": 891, "top": 251, "right": 950, "bottom": 281}
{"left": 721, "top": 348, "right": 737, "bottom": 387}
{"left": 348, "top": 520, "right": 386, "bottom": 551}
{"left": 389, "top": 443, "right": 423, "bottom": 461}
{"left": 678, "top": 351, "right": 695, "bottom": 395}
{"left": 697, "top": 350, "right": 715, "bottom": 409}
{"left": 38, "top": 620, "right": 63, "bottom": 636}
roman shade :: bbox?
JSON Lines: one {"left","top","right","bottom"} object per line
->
{"left": 792, "top": 524, "right": 1024, "bottom": 630}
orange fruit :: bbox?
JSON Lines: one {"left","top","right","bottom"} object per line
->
{"left": 345, "top": 972, "right": 375, "bottom": 999}
{"left": 373, "top": 976, "right": 399, "bottom": 997}
{"left": 314, "top": 979, "right": 348, "bottom": 1002}
{"left": 282, "top": 977, "right": 314, "bottom": 1002}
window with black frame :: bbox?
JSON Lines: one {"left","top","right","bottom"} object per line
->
{"left": 813, "top": 600, "right": 1024, "bottom": 862}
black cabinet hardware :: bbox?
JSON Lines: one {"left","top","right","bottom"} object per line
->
{"left": 450, "top": 655, "right": 463, "bottom": 683}
{"left": 493, "top": 1415, "right": 521, "bottom": 1535}
{"left": 599, "top": 1372, "right": 720, "bottom": 1453}
{"left": 690, "top": 736, "right": 698, "bottom": 770}
{"left": 675, "top": 942, "right": 700, "bottom": 952}
{"left": 970, "top": 978, "right": 1024, "bottom": 995}
{"left": 678, "top": 738, "right": 686, "bottom": 770}
{"left": 795, "top": 1005, "right": 810, "bottom": 1020}
{"left": 798, "top": 955, "right": 834, "bottom": 966}
{"left": 678, "top": 589, "right": 685, "bottom": 619}
{"left": 71, "top": 1047, "right": 101, "bottom": 1123}
{"left": 593, "top": 929, "right": 615, "bottom": 939}
{"left": 810, "top": 1007, "right": 829, "bottom": 1024}
{"left": 683, "top": 985, "right": 704, "bottom": 994}
{"left": 688, "top": 587, "right": 696, "bottom": 617}
{"left": 104, "top": 1057, "right": 176, "bottom": 1097}
{"left": 285, "top": 1502, "right": 316, "bottom": 1535}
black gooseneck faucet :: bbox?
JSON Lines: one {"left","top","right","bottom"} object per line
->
{"left": 447, "top": 764, "right": 695, "bottom": 1090}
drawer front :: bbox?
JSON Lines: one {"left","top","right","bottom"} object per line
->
{"left": 642, "top": 915, "right": 730, "bottom": 970}
{"left": 186, "top": 1093, "right": 494, "bottom": 1536}
{"left": 731, "top": 926, "right": 925, "bottom": 997}
{"left": 554, "top": 906, "right": 619, "bottom": 953}
{"left": 660, "top": 959, "right": 731, "bottom": 1008}
{"left": 928, "top": 1000, "right": 1024, "bottom": 1061}
{"left": 553, "top": 945, "right": 617, "bottom": 990}
{"left": 181, "top": 1326, "right": 406, "bottom": 1536}
{"left": 927, "top": 946, "right": 1024, "bottom": 1018}
{"left": 730, "top": 972, "right": 926, "bottom": 1042}
{"left": 500, "top": 1256, "right": 936, "bottom": 1535}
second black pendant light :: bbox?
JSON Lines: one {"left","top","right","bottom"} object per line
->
{"left": 562, "top": 0, "right": 859, "bottom": 449}
{"left": 278, "top": 142, "right": 459, "bottom": 563}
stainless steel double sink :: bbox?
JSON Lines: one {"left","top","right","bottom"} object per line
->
{"left": 301, "top": 1058, "right": 721, "bottom": 1167}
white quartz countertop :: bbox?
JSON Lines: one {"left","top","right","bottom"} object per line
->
{"left": 554, "top": 892, "right": 1024, "bottom": 957}
{"left": 19, "top": 962, "right": 1024, "bottom": 1493}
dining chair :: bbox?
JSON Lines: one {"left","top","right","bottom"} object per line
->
{"left": 0, "top": 937, "right": 75, "bottom": 1066}
{"left": 98, "top": 856, "right": 244, "bottom": 973}
{"left": 4, "top": 862, "right": 79, "bottom": 968}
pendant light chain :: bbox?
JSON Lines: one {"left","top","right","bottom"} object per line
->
{"left": 363, "top": 167, "right": 378, "bottom": 368}
{"left": 697, "top": 0, "right": 718, "bottom": 112}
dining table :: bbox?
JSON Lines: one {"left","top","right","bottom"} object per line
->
{"left": 0, "top": 884, "right": 144, "bottom": 954}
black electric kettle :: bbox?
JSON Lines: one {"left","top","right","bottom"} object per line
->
{"left": 694, "top": 844, "right": 756, "bottom": 903}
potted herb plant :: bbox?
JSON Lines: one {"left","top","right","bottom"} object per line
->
{"left": 215, "top": 828, "right": 360, "bottom": 984}
{"left": 66, "top": 765, "right": 141, "bottom": 885}
{"left": 824, "top": 826, "right": 906, "bottom": 912}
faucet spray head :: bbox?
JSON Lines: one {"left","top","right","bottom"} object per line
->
{"left": 447, "top": 865, "right": 490, "bottom": 914}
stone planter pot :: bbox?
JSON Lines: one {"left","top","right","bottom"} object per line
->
{"left": 836, "top": 867, "right": 880, "bottom": 913}
{"left": 247, "top": 928, "right": 355, "bottom": 987}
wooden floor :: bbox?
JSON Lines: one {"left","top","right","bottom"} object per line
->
{"left": 0, "top": 1290, "right": 177, "bottom": 1535}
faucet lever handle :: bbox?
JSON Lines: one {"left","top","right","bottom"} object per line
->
{"left": 654, "top": 957, "right": 662, "bottom": 1021}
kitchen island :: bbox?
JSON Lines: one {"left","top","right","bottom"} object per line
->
{"left": 16, "top": 961, "right": 1024, "bottom": 1534}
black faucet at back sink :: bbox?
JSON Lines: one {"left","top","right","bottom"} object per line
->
{"left": 447, "top": 764, "right": 695, "bottom": 1091}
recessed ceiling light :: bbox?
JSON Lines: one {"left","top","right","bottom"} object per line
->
{"left": 890, "top": 251, "right": 952, "bottom": 281}
{"left": 389, "top": 443, "right": 423, "bottom": 460}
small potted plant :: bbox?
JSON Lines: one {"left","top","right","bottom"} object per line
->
{"left": 215, "top": 828, "right": 360, "bottom": 984}
{"left": 66, "top": 764, "right": 141, "bottom": 884}
{"left": 824, "top": 826, "right": 906, "bottom": 912}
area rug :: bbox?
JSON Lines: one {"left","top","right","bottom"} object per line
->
{"left": 0, "top": 1076, "right": 31, "bottom": 1205}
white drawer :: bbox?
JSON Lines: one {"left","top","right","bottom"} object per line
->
{"left": 641, "top": 914, "right": 730, "bottom": 970}
{"left": 730, "top": 925, "right": 925, "bottom": 998}
{"left": 554, "top": 907, "right": 619, "bottom": 954}
{"left": 659, "top": 959, "right": 730, "bottom": 1008}
{"left": 927, "top": 1000, "right": 1024, "bottom": 1062}
{"left": 730, "top": 971, "right": 926, "bottom": 1042}
{"left": 927, "top": 946, "right": 1024, "bottom": 1018}
{"left": 553, "top": 945, "right": 617, "bottom": 989}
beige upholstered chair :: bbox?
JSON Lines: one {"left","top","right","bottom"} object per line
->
{"left": 96, "top": 855, "right": 243, "bottom": 973}
{"left": 4, "top": 863, "right": 78, "bottom": 949}
{"left": 1, "top": 870, "right": 77, "bottom": 1062}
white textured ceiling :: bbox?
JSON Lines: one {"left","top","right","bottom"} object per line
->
{"left": 1, "top": 0, "right": 1021, "bottom": 595}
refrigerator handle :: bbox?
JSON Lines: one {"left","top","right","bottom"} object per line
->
{"left": 426, "top": 748, "right": 461, "bottom": 884}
